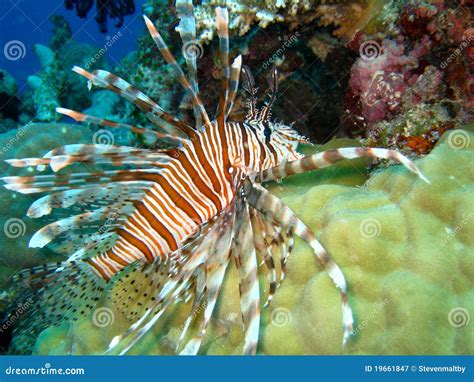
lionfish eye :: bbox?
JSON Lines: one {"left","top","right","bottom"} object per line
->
{"left": 262, "top": 122, "right": 272, "bottom": 144}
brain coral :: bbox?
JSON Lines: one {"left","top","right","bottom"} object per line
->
{"left": 15, "top": 129, "right": 474, "bottom": 355}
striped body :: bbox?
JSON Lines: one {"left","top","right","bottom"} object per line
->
{"left": 87, "top": 121, "right": 302, "bottom": 279}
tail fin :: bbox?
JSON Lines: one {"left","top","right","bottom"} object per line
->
{"left": 2, "top": 260, "right": 106, "bottom": 354}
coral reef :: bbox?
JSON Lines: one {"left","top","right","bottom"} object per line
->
{"left": 23, "top": 18, "right": 108, "bottom": 123}
{"left": 65, "top": 0, "right": 136, "bottom": 33}
{"left": 49, "top": 15, "right": 73, "bottom": 52}
{"left": 27, "top": 44, "right": 62, "bottom": 122}
{"left": 184, "top": 0, "right": 379, "bottom": 42}
{"left": 26, "top": 128, "right": 473, "bottom": 355}
{"left": 129, "top": 1, "right": 358, "bottom": 142}
{"left": 344, "top": 0, "right": 473, "bottom": 155}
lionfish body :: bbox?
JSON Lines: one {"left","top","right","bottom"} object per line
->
{"left": 1, "top": 1, "right": 428, "bottom": 355}
{"left": 85, "top": 120, "right": 302, "bottom": 280}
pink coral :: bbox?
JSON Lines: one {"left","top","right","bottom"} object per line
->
{"left": 346, "top": 38, "right": 420, "bottom": 126}
{"left": 344, "top": 0, "right": 473, "bottom": 142}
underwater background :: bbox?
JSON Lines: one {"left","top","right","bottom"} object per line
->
{"left": 0, "top": 0, "right": 472, "bottom": 355}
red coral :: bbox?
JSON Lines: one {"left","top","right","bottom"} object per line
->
{"left": 344, "top": 38, "right": 419, "bottom": 129}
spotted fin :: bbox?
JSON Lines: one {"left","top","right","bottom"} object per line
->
{"left": 106, "top": 203, "right": 236, "bottom": 355}
{"left": 56, "top": 108, "right": 187, "bottom": 146}
{"left": 4, "top": 260, "right": 106, "bottom": 354}
{"left": 27, "top": 184, "right": 148, "bottom": 218}
{"left": 2, "top": 170, "right": 159, "bottom": 194}
{"left": 29, "top": 204, "right": 133, "bottom": 249}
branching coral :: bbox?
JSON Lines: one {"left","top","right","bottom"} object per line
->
{"left": 23, "top": 17, "right": 108, "bottom": 122}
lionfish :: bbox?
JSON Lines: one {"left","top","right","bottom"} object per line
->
{"left": 1, "top": 2, "right": 428, "bottom": 355}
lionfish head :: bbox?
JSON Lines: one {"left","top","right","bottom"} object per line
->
{"left": 267, "top": 121, "right": 307, "bottom": 162}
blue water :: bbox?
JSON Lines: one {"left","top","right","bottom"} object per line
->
{"left": 0, "top": 0, "right": 146, "bottom": 91}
